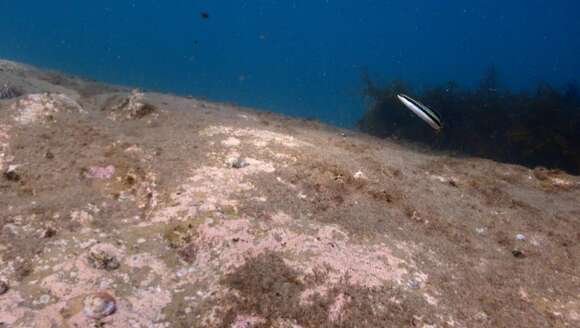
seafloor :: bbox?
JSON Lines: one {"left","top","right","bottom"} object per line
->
{"left": 0, "top": 59, "right": 579, "bottom": 327}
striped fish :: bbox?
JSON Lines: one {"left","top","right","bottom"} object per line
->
{"left": 396, "top": 94, "right": 442, "bottom": 131}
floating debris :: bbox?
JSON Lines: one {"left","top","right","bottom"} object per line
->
{"left": 87, "top": 249, "right": 120, "bottom": 271}
{"left": 396, "top": 94, "right": 442, "bottom": 131}
{"left": 0, "top": 280, "right": 8, "bottom": 295}
{"left": 83, "top": 291, "right": 117, "bottom": 319}
{"left": 200, "top": 11, "right": 209, "bottom": 19}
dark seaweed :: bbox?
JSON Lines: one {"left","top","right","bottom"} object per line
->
{"left": 219, "top": 252, "right": 434, "bottom": 327}
{"left": 358, "top": 68, "right": 580, "bottom": 174}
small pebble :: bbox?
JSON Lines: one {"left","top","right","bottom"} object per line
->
{"left": 515, "top": 234, "right": 526, "bottom": 241}
{"left": 83, "top": 291, "right": 117, "bottom": 319}
{"left": 87, "top": 250, "right": 120, "bottom": 271}
{"left": 226, "top": 157, "right": 248, "bottom": 169}
{"left": 407, "top": 279, "right": 421, "bottom": 289}
{"left": 3, "top": 165, "right": 21, "bottom": 182}
{"left": 38, "top": 294, "right": 51, "bottom": 304}
{"left": 474, "top": 311, "right": 489, "bottom": 322}
{"left": 0, "top": 280, "right": 8, "bottom": 295}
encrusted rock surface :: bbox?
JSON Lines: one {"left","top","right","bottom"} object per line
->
{"left": 1, "top": 59, "right": 579, "bottom": 327}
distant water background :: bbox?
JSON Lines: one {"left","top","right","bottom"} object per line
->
{"left": 1, "top": 0, "right": 579, "bottom": 127}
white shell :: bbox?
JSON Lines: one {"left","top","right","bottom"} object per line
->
{"left": 83, "top": 291, "right": 117, "bottom": 319}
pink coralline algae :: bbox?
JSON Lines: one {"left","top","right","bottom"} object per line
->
{"left": 328, "top": 293, "right": 351, "bottom": 323}
{"left": 85, "top": 165, "right": 115, "bottom": 179}
{"left": 231, "top": 314, "right": 266, "bottom": 328}
{"left": 191, "top": 215, "right": 409, "bottom": 292}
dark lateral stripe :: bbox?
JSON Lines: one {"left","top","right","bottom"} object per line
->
{"left": 400, "top": 94, "right": 442, "bottom": 126}
{"left": 400, "top": 94, "right": 442, "bottom": 127}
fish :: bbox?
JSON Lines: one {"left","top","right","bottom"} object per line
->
{"left": 396, "top": 94, "right": 442, "bottom": 131}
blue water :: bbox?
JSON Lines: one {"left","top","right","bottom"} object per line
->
{"left": 1, "top": 1, "right": 579, "bottom": 127}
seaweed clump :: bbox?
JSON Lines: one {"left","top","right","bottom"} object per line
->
{"left": 358, "top": 68, "right": 580, "bottom": 174}
{"left": 218, "top": 252, "right": 434, "bottom": 327}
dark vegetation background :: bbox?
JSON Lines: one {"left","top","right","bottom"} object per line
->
{"left": 358, "top": 68, "right": 580, "bottom": 174}
{"left": 1, "top": 1, "right": 579, "bottom": 127}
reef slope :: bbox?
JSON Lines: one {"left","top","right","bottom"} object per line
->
{"left": 1, "top": 59, "right": 579, "bottom": 327}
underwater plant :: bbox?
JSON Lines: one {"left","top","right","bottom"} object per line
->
{"left": 358, "top": 68, "right": 580, "bottom": 174}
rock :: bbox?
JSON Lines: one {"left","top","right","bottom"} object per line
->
{"left": 83, "top": 291, "right": 116, "bottom": 319}
{"left": 108, "top": 90, "right": 156, "bottom": 120}
{"left": 515, "top": 234, "right": 526, "bottom": 241}
{"left": 0, "top": 83, "right": 22, "bottom": 99}
{"left": 40, "top": 227, "right": 57, "bottom": 238}
{"left": 87, "top": 249, "right": 120, "bottom": 271}
{"left": 226, "top": 157, "right": 248, "bottom": 169}
{"left": 353, "top": 170, "right": 366, "bottom": 179}
{"left": 3, "top": 164, "right": 21, "bottom": 182}
{"left": 512, "top": 250, "right": 525, "bottom": 258}
{"left": 0, "top": 280, "right": 8, "bottom": 295}
{"left": 10, "top": 93, "right": 85, "bottom": 125}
